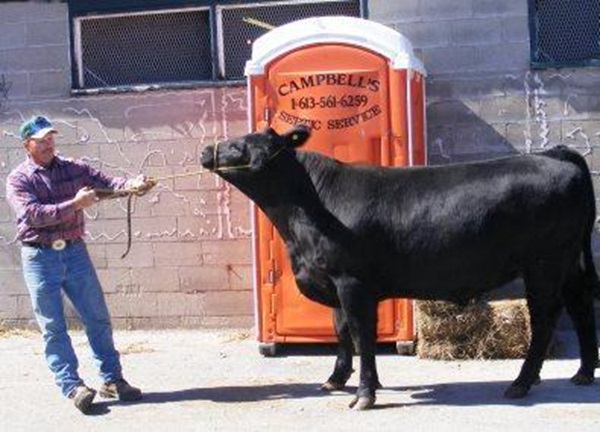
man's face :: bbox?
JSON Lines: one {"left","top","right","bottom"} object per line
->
{"left": 25, "top": 132, "right": 56, "bottom": 166}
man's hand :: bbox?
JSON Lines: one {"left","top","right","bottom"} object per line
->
{"left": 125, "top": 174, "right": 157, "bottom": 196}
{"left": 72, "top": 186, "right": 98, "bottom": 210}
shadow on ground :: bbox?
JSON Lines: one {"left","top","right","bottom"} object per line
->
{"left": 89, "top": 376, "right": 599, "bottom": 415}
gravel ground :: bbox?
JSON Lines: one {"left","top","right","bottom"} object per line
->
{"left": 1, "top": 329, "right": 599, "bottom": 431}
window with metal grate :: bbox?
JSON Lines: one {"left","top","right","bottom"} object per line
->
{"left": 74, "top": 9, "right": 213, "bottom": 88}
{"left": 529, "top": 0, "right": 600, "bottom": 68}
{"left": 70, "top": 0, "right": 363, "bottom": 91}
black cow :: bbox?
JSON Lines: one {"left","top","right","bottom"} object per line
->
{"left": 200, "top": 126, "right": 598, "bottom": 410}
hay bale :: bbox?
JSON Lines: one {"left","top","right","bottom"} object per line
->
{"left": 416, "top": 299, "right": 533, "bottom": 360}
{"left": 486, "top": 300, "right": 532, "bottom": 359}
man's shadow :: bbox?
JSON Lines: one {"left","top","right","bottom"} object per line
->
{"left": 87, "top": 382, "right": 332, "bottom": 415}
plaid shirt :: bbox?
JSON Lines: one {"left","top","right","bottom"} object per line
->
{"left": 6, "top": 155, "right": 127, "bottom": 245}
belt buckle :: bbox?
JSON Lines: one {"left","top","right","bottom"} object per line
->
{"left": 52, "top": 239, "right": 67, "bottom": 251}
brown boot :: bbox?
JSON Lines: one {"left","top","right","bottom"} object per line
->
{"left": 69, "top": 385, "right": 97, "bottom": 414}
{"left": 99, "top": 379, "right": 142, "bottom": 401}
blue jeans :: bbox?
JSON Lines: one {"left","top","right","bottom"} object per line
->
{"left": 21, "top": 240, "right": 122, "bottom": 397}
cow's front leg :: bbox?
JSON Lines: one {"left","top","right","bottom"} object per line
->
{"left": 322, "top": 307, "right": 354, "bottom": 391}
{"left": 337, "top": 278, "right": 380, "bottom": 410}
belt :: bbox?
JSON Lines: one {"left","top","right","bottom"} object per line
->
{"left": 22, "top": 238, "right": 82, "bottom": 251}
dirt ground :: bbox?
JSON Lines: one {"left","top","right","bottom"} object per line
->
{"left": 1, "top": 328, "right": 599, "bottom": 431}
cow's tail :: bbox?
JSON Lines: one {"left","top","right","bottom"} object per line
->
{"left": 581, "top": 229, "right": 600, "bottom": 300}
{"left": 546, "top": 146, "right": 600, "bottom": 298}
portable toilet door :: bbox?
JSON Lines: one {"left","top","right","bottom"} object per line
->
{"left": 245, "top": 17, "right": 426, "bottom": 356}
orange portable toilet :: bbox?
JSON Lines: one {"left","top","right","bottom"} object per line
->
{"left": 245, "top": 17, "right": 427, "bottom": 355}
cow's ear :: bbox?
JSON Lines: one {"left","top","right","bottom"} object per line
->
{"left": 281, "top": 125, "right": 311, "bottom": 149}
{"left": 263, "top": 127, "right": 279, "bottom": 138}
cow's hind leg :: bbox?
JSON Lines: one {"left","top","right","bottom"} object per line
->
{"left": 505, "top": 263, "right": 564, "bottom": 399}
{"left": 563, "top": 264, "right": 598, "bottom": 385}
{"left": 321, "top": 307, "right": 354, "bottom": 391}
{"left": 336, "top": 278, "right": 379, "bottom": 410}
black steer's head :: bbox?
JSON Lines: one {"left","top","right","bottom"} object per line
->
{"left": 200, "top": 125, "right": 311, "bottom": 175}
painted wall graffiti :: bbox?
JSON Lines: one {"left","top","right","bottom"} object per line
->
{"left": 0, "top": 87, "right": 255, "bottom": 328}
{"left": 1, "top": 88, "right": 251, "bottom": 245}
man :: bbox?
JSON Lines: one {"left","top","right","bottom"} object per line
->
{"left": 6, "top": 115, "right": 154, "bottom": 414}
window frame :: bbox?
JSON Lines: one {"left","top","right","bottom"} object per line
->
{"left": 68, "top": 0, "right": 368, "bottom": 94}
{"left": 528, "top": 0, "right": 600, "bottom": 69}
{"left": 72, "top": 6, "right": 214, "bottom": 89}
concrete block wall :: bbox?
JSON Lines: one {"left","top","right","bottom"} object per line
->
{"left": 0, "top": 87, "right": 256, "bottom": 328}
{"left": 0, "top": 2, "right": 254, "bottom": 329}
{"left": 2, "top": 1, "right": 600, "bottom": 329}
{"left": 371, "top": 0, "right": 600, "bottom": 166}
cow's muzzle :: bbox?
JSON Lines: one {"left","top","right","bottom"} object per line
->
{"left": 200, "top": 146, "right": 216, "bottom": 171}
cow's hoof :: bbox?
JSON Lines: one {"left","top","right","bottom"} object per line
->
{"left": 348, "top": 395, "right": 376, "bottom": 410}
{"left": 503, "top": 384, "right": 529, "bottom": 399}
{"left": 321, "top": 381, "right": 345, "bottom": 392}
{"left": 570, "top": 372, "right": 594, "bottom": 386}
{"left": 321, "top": 369, "right": 354, "bottom": 391}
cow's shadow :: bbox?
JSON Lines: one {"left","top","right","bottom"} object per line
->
{"left": 94, "top": 377, "right": 599, "bottom": 412}
{"left": 91, "top": 332, "right": 595, "bottom": 414}
{"left": 378, "top": 378, "right": 600, "bottom": 409}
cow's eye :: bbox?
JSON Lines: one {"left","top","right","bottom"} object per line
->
{"left": 229, "top": 143, "right": 244, "bottom": 158}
